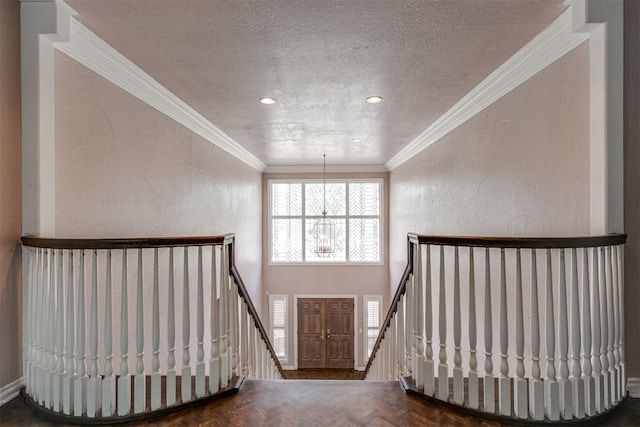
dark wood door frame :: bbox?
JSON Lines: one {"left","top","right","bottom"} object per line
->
{"left": 295, "top": 295, "right": 357, "bottom": 369}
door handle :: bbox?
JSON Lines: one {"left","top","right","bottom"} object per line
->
{"left": 326, "top": 329, "right": 331, "bottom": 339}
{"left": 320, "top": 330, "right": 325, "bottom": 340}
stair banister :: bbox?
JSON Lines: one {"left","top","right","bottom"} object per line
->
{"left": 365, "top": 232, "right": 627, "bottom": 425}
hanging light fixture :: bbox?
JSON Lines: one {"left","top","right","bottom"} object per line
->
{"left": 313, "top": 154, "right": 336, "bottom": 257}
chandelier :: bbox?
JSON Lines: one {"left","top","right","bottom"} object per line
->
{"left": 312, "top": 154, "right": 336, "bottom": 257}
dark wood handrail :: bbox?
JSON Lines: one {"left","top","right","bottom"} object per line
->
{"left": 227, "top": 239, "right": 284, "bottom": 376}
{"left": 21, "top": 234, "right": 233, "bottom": 250}
{"left": 363, "top": 232, "right": 627, "bottom": 377}
{"left": 408, "top": 232, "right": 627, "bottom": 248}
{"left": 21, "top": 232, "right": 284, "bottom": 377}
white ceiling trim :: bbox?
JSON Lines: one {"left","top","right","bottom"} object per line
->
{"left": 54, "top": 8, "right": 267, "bottom": 172}
{"left": 264, "top": 164, "right": 388, "bottom": 173}
{"left": 385, "top": 7, "right": 589, "bottom": 171}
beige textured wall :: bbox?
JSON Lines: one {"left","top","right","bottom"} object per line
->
{"left": 262, "top": 172, "right": 389, "bottom": 368}
{"left": 0, "top": 0, "right": 22, "bottom": 389}
{"left": 389, "top": 42, "right": 590, "bottom": 288}
{"left": 54, "top": 53, "right": 263, "bottom": 309}
{"left": 624, "top": 0, "right": 640, "bottom": 382}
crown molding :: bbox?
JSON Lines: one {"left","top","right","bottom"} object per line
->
{"left": 53, "top": 8, "right": 266, "bottom": 172}
{"left": 264, "top": 164, "right": 389, "bottom": 174}
{"left": 385, "top": 7, "right": 588, "bottom": 171}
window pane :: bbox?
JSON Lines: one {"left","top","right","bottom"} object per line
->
{"left": 349, "top": 182, "right": 380, "bottom": 216}
{"left": 272, "top": 218, "right": 302, "bottom": 262}
{"left": 273, "top": 328, "right": 285, "bottom": 358}
{"left": 305, "top": 218, "right": 346, "bottom": 262}
{"left": 305, "top": 183, "right": 346, "bottom": 216}
{"left": 367, "top": 334, "right": 378, "bottom": 358}
{"left": 272, "top": 183, "right": 302, "bottom": 216}
{"left": 272, "top": 299, "right": 286, "bottom": 327}
{"left": 349, "top": 218, "right": 380, "bottom": 262}
{"left": 367, "top": 300, "right": 380, "bottom": 328}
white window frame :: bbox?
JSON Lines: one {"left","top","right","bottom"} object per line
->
{"left": 364, "top": 295, "right": 383, "bottom": 363}
{"left": 268, "top": 178, "right": 384, "bottom": 265}
{"left": 269, "top": 294, "right": 288, "bottom": 363}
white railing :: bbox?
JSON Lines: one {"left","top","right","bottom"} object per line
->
{"left": 22, "top": 234, "right": 282, "bottom": 420}
{"left": 365, "top": 233, "right": 627, "bottom": 423}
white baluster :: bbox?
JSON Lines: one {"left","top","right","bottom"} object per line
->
{"left": 63, "top": 250, "right": 75, "bottom": 415}
{"left": 53, "top": 250, "right": 65, "bottom": 413}
{"left": 423, "top": 244, "right": 434, "bottom": 396}
{"left": 405, "top": 269, "right": 413, "bottom": 381}
{"left": 209, "top": 246, "right": 220, "bottom": 392}
{"left": 484, "top": 248, "right": 495, "bottom": 414}
{"left": 167, "top": 248, "right": 177, "bottom": 406}
{"left": 241, "top": 301, "right": 249, "bottom": 377}
{"left": 196, "top": 246, "right": 206, "bottom": 397}
{"left": 151, "top": 248, "right": 161, "bottom": 410}
{"left": 247, "top": 306, "right": 255, "bottom": 379}
{"left": 45, "top": 249, "right": 55, "bottom": 409}
{"left": 87, "top": 250, "right": 101, "bottom": 417}
{"left": 182, "top": 246, "right": 192, "bottom": 402}
{"left": 134, "top": 248, "right": 146, "bottom": 414}
{"left": 468, "top": 247, "right": 479, "bottom": 410}
{"left": 606, "top": 246, "right": 616, "bottom": 404}
{"left": 498, "top": 248, "right": 510, "bottom": 416}
{"left": 35, "top": 248, "right": 45, "bottom": 405}
{"left": 514, "top": 248, "right": 527, "bottom": 419}
{"left": 544, "top": 248, "right": 559, "bottom": 421}
{"left": 453, "top": 246, "right": 463, "bottom": 404}
{"left": 397, "top": 292, "right": 405, "bottom": 378}
{"left": 437, "top": 245, "right": 448, "bottom": 401}
{"left": 558, "top": 249, "right": 572, "bottom": 419}
{"left": 599, "top": 247, "right": 610, "bottom": 410}
{"left": 74, "top": 250, "right": 87, "bottom": 416}
{"left": 570, "top": 248, "right": 585, "bottom": 418}
{"left": 231, "top": 280, "right": 239, "bottom": 376}
{"left": 591, "top": 247, "right": 603, "bottom": 413}
{"left": 117, "top": 249, "right": 131, "bottom": 416}
{"left": 581, "top": 248, "right": 595, "bottom": 416}
{"left": 611, "top": 245, "right": 622, "bottom": 402}
{"left": 529, "top": 249, "right": 543, "bottom": 420}
{"left": 219, "top": 245, "right": 229, "bottom": 386}
{"left": 102, "top": 250, "right": 116, "bottom": 416}
{"left": 415, "top": 244, "right": 425, "bottom": 389}
{"left": 615, "top": 245, "right": 625, "bottom": 399}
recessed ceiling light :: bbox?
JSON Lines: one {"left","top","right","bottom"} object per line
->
{"left": 366, "top": 96, "right": 383, "bottom": 104}
{"left": 351, "top": 139, "right": 362, "bottom": 143}
{"left": 260, "top": 97, "right": 277, "bottom": 105}
{"left": 284, "top": 139, "right": 295, "bottom": 144}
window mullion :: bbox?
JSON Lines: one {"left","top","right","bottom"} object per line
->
{"left": 301, "top": 183, "right": 306, "bottom": 261}
{"left": 345, "top": 183, "right": 350, "bottom": 262}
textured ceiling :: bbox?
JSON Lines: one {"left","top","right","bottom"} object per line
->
{"left": 65, "top": 0, "right": 567, "bottom": 167}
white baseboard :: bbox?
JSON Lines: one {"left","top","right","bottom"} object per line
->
{"left": 0, "top": 377, "right": 23, "bottom": 407}
{"left": 281, "top": 365, "right": 296, "bottom": 371}
{"left": 627, "top": 378, "right": 640, "bottom": 398}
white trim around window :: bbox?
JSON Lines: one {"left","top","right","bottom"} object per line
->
{"left": 363, "top": 295, "right": 383, "bottom": 364}
{"left": 269, "top": 294, "right": 288, "bottom": 363}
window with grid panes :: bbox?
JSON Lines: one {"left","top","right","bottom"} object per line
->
{"left": 269, "top": 179, "right": 382, "bottom": 263}
{"left": 269, "top": 295, "right": 288, "bottom": 361}
{"left": 364, "top": 296, "right": 382, "bottom": 360}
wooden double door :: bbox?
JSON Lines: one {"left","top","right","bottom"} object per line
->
{"left": 298, "top": 298, "right": 354, "bottom": 369}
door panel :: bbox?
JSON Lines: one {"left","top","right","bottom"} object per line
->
{"left": 298, "top": 298, "right": 353, "bottom": 369}
{"left": 298, "top": 299, "right": 326, "bottom": 368}
{"left": 326, "top": 299, "right": 354, "bottom": 368}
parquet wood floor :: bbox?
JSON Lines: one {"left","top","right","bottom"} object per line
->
{"left": 1, "top": 380, "right": 639, "bottom": 426}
